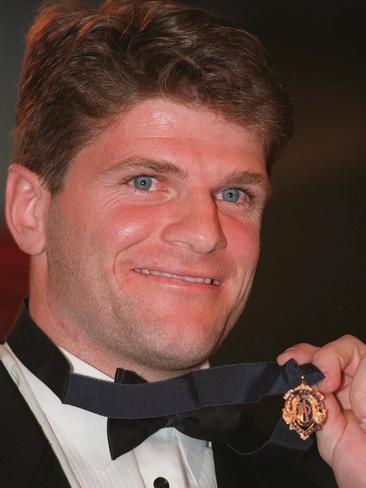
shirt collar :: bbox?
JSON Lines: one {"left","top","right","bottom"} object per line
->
{"left": 6, "top": 340, "right": 210, "bottom": 472}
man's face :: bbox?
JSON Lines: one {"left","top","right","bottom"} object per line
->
{"left": 45, "top": 98, "right": 270, "bottom": 374}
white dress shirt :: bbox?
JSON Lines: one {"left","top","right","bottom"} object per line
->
{"left": 0, "top": 343, "right": 218, "bottom": 488}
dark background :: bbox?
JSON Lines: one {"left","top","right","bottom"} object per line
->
{"left": 1, "top": 1, "right": 365, "bottom": 370}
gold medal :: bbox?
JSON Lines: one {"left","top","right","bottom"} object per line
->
{"left": 282, "top": 375, "right": 327, "bottom": 440}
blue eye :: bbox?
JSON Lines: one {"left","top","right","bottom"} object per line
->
{"left": 133, "top": 176, "right": 153, "bottom": 190}
{"left": 221, "top": 188, "right": 241, "bottom": 203}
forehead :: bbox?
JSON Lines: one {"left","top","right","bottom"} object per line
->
{"left": 71, "top": 97, "right": 267, "bottom": 179}
{"left": 117, "top": 98, "right": 259, "bottom": 141}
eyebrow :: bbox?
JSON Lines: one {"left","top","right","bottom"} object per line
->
{"left": 104, "top": 156, "right": 188, "bottom": 179}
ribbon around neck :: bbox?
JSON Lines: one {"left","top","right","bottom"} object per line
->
{"left": 6, "top": 302, "right": 325, "bottom": 459}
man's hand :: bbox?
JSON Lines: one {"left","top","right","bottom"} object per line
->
{"left": 277, "top": 335, "right": 366, "bottom": 488}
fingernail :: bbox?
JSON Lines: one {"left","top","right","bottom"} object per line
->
{"left": 277, "top": 350, "right": 293, "bottom": 365}
{"left": 279, "top": 347, "right": 293, "bottom": 356}
{"left": 359, "top": 418, "right": 366, "bottom": 430}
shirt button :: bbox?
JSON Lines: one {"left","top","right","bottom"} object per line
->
{"left": 153, "top": 477, "right": 170, "bottom": 488}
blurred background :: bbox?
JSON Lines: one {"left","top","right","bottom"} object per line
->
{"left": 1, "top": 0, "right": 365, "bottom": 369}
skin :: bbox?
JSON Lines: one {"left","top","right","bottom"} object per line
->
{"left": 6, "top": 97, "right": 366, "bottom": 485}
{"left": 278, "top": 337, "right": 366, "bottom": 487}
{"left": 6, "top": 98, "right": 270, "bottom": 381}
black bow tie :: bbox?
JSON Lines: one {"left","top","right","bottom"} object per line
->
{"left": 107, "top": 368, "right": 243, "bottom": 459}
{"left": 7, "top": 301, "right": 325, "bottom": 461}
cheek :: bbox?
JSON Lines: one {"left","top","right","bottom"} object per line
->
{"left": 222, "top": 221, "right": 261, "bottom": 316}
{"left": 224, "top": 218, "right": 261, "bottom": 271}
{"left": 99, "top": 204, "right": 163, "bottom": 251}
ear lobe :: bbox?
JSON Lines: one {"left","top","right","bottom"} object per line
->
{"left": 5, "top": 164, "right": 50, "bottom": 256}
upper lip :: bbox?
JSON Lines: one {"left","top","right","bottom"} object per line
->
{"left": 133, "top": 268, "right": 221, "bottom": 286}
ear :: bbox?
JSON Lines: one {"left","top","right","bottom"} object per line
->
{"left": 5, "top": 164, "right": 51, "bottom": 256}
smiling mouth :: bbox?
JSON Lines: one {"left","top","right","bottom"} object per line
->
{"left": 133, "top": 268, "right": 220, "bottom": 286}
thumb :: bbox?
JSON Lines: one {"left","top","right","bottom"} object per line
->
{"left": 350, "top": 351, "right": 366, "bottom": 427}
{"left": 316, "top": 393, "right": 344, "bottom": 465}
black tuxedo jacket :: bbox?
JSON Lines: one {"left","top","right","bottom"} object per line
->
{"left": 0, "top": 361, "right": 337, "bottom": 488}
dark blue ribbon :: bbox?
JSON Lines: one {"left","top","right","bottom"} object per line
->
{"left": 7, "top": 302, "right": 324, "bottom": 459}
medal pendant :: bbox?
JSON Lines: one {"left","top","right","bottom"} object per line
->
{"left": 282, "top": 376, "right": 327, "bottom": 440}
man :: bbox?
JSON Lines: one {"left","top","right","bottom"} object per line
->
{"left": 1, "top": 0, "right": 366, "bottom": 487}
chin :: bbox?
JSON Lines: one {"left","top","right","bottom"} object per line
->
{"left": 145, "top": 335, "right": 222, "bottom": 372}
{"left": 148, "top": 354, "right": 209, "bottom": 375}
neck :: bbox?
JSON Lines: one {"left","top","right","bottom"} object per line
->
{"left": 28, "top": 289, "right": 206, "bottom": 383}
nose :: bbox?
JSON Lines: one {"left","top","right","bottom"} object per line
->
{"left": 161, "top": 194, "right": 227, "bottom": 255}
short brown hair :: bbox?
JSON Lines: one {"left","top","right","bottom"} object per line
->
{"left": 13, "top": 0, "right": 293, "bottom": 194}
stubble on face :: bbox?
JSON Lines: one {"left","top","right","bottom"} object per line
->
{"left": 38, "top": 99, "right": 268, "bottom": 379}
{"left": 46, "top": 207, "right": 249, "bottom": 374}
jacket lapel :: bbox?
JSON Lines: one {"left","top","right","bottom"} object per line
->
{"left": 0, "top": 361, "right": 70, "bottom": 487}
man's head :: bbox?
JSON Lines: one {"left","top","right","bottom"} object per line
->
{"left": 6, "top": 0, "right": 291, "bottom": 379}
{"left": 12, "top": 0, "right": 292, "bottom": 194}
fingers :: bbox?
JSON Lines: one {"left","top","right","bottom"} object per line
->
{"left": 277, "top": 343, "right": 319, "bottom": 366}
{"left": 317, "top": 400, "right": 366, "bottom": 486}
{"left": 350, "top": 350, "right": 366, "bottom": 425}
{"left": 277, "top": 335, "right": 366, "bottom": 395}
{"left": 311, "top": 335, "right": 366, "bottom": 394}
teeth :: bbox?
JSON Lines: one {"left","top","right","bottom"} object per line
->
{"left": 133, "top": 269, "right": 220, "bottom": 286}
